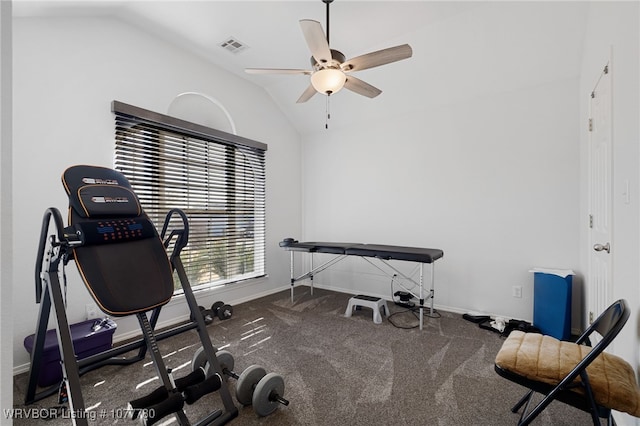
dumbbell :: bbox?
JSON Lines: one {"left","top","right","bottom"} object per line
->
{"left": 190, "top": 306, "right": 215, "bottom": 325}
{"left": 215, "top": 350, "right": 289, "bottom": 417}
{"left": 191, "top": 348, "right": 289, "bottom": 417}
{"left": 211, "top": 301, "right": 233, "bottom": 320}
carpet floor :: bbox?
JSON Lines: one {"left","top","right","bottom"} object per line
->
{"left": 12, "top": 287, "right": 593, "bottom": 425}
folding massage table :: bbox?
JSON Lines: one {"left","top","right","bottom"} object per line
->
{"left": 27, "top": 165, "right": 240, "bottom": 425}
{"left": 279, "top": 238, "right": 444, "bottom": 330}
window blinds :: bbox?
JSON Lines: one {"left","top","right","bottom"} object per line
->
{"left": 112, "top": 101, "right": 266, "bottom": 290}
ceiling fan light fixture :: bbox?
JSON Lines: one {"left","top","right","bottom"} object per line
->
{"left": 310, "top": 68, "right": 346, "bottom": 95}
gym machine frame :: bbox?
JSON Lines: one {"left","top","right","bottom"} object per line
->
{"left": 27, "top": 207, "right": 238, "bottom": 425}
{"left": 27, "top": 208, "right": 201, "bottom": 404}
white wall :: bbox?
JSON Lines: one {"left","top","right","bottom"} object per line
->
{"left": 11, "top": 16, "right": 302, "bottom": 371}
{"left": 301, "top": 77, "right": 581, "bottom": 320}
{"left": 300, "top": 3, "right": 584, "bottom": 325}
{"left": 579, "top": 3, "right": 640, "bottom": 425}
{"left": 10, "top": 9, "right": 639, "bottom": 426}
{"left": 297, "top": 2, "right": 639, "bottom": 423}
{"left": 1, "top": 0, "right": 14, "bottom": 415}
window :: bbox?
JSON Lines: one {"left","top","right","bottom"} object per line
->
{"left": 112, "top": 101, "right": 266, "bottom": 291}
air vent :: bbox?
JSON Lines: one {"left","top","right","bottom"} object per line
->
{"left": 220, "top": 37, "right": 248, "bottom": 54}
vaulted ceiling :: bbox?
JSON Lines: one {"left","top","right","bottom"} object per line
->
{"left": 13, "top": 1, "right": 589, "bottom": 134}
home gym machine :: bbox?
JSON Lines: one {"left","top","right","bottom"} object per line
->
{"left": 25, "top": 165, "right": 287, "bottom": 425}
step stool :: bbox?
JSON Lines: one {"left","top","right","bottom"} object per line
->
{"left": 345, "top": 295, "right": 389, "bottom": 324}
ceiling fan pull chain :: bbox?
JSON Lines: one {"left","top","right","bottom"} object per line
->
{"left": 325, "top": 94, "right": 331, "bottom": 129}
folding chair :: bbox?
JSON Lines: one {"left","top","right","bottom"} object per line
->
{"left": 495, "top": 299, "right": 640, "bottom": 425}
{"left": 27, "top": 165, "right": 238, "bottom": 425}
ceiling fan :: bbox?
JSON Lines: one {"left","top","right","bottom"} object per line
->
{"left": 245, "top": 0, "right": 413, "bottom": 104}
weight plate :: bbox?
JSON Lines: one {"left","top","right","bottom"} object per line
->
{"left": 235, "top": 365, "right": 266, "bottom": 406}
{"left": 191, "top": 347, "right": 207, "bottom": 372}
{"left": 216, "top": 350, "right": 235, "bottom": 374}
{"left": 212, "top": 301, "right": 225, "bottom": 313}
{"left": 252, "top": 373, "right": 285, "bottom": 417}
{"left": 219, "top": 304, "right": 233, "bottom": 320}
{"left": 202, "top": 309, "right": 214, "bottom": 325}
{"left": 191, "top": 347, "right": 219, "bottom": 378}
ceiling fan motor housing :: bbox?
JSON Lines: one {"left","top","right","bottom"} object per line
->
{"left": 311, "top": 49, "right": 346, "bottom": 70}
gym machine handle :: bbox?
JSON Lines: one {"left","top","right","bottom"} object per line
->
{"left": 34, "top": 207, "right": 66, "bottom": 303}
{"left": 160, "top": 208, "right": 189, "bottom": 264}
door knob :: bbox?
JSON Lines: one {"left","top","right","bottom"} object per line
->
{"left": 593, "top": 242, "right": 611, "bottom": 253}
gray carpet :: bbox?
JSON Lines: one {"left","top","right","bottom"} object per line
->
{"left": 12, "top": 287, "right": 592, "bottom": 425}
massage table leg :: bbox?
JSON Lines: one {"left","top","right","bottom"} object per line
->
{"left": 290, "top": 251, "right": 294, "bottom": 303}
{"left": 310, "top": 253, "right": 314, "bottom": 296}
{"left": 419, "top": 264, "right": 424, "bottom": 330}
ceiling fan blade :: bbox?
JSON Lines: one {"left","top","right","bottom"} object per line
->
{"left": 344, "top": 76, "right": 382, "bottom": 98}
{"left": 245, "top": 68, "right": 311, "bottom": 75}
{"left": 342, "top": 44, "right": 413, "bottom": 73}
{"left": 296, "top": 84, "right": 318, "bottom": 103}
{"left": 300, "top": 19, "right": 332, "bottom": 67}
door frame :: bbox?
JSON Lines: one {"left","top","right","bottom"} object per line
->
{"left": 586, "top": 57, "right": 613, "bottom": 328}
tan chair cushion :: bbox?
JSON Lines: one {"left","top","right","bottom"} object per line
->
{"left": 495, "top": 330, "right": 640, "bottom": 417}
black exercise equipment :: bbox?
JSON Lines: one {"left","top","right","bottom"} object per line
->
{"left": 27, "top": 165, "right": 239, "bottom": 426}
{"left": 126, "top": 367, "right": 219, "bottom": 421}
{"left": 139, "top": 374, "right": 225, "bottom": 426}
{"left": 188, "top": 302, "right": 231, "bottom": 325}
{"left": 126, "top": 368, "right": 224, "bottom": 425}
{"left": 191, "top": 306, "right": 215, "bottom": 325}
{"left": 192, "top": 348, "right": 290, "bottom": 417}
{"left": 212, "top": 301, "right": 234, "bottom": 320}
{"left": 26, "top": 230, "right": 220, "bottom": 404}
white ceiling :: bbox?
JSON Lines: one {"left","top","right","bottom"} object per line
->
{"left": 12, "top": 1, "right": 589, "bottom": 134}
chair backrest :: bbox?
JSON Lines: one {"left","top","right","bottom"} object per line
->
{"left": 62, "top": 165, "right": 174, "bottom": 316}
{"left": 576, "top": 299, "right": 629, "bottom": 355}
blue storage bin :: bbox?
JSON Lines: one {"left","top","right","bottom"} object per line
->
{"left": 24, "top": 318, "right": 117, "bottom": 387}
{"left": 531, "top": 268, "right": 574, "bottom": 340}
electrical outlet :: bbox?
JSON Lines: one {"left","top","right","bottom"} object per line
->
{"left": 85, "top": 303, "right": 99, "bottom": 320}
{"left": 512, "top": 285, "right": 522, "bottom": 298}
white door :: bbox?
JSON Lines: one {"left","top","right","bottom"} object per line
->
{"left": 587, "top": 62, "right": 613, "bottom": 325}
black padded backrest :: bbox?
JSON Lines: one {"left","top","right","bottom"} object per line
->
{"left": 61, "top": 165, "right": 174, "bottom": 317}
{"left": 62, "top": 165, "right": 141, "bottom": 218}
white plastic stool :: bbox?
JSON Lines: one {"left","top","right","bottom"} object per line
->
{"left": 344, "top": 295, "right": 389, "bottom": 324}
